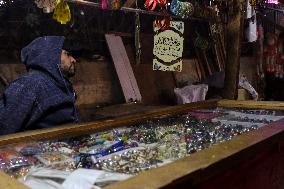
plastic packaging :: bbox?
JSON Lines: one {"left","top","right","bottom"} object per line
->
{"left": 35, "top": 153, "right": 73, "bottom": 166}
{"left": 14, "top": 143, "right": 43, "bottom": 156}
{"left": 0, "top": 150, "right": 30, "bottom": 170}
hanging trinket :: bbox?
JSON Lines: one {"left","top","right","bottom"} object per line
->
{"left": 144, "top": 0, "right": 167, "bottom": 11}
{"left": 0, "top": 150, "right": 30, "bottom": 170}
{"left": 154, "top": 7, "right": 171, "bottom": 30}
{"left": 249, "top": 0, "right": 260, "bottom": 7}
{"left": 35, "top": 0, "right": 56, "bottom": 13}
{"left": 135, "top": 0, "right": 142, "bottom": 65}
{"left": 264, "top": 33, "right": 278, "bottom": 73}
{"left": 170, "top": 0, "right": 194, "bottom": 19}
{"left": 111, "top": 0, "right": 121, "bottom": 10}
{"left": 194, "top": 31, "right": 210, "bottom": 51}
{"left": 257, "top": 24, "right": 265, "bottom": 78}
{"left": 102, "top": 0, "right": 108, "bottom": 9}
{"left": 216, "top": 0, "right": 227, "bottom": 24}
{"left": 53, "top": 0, "right": 71, "bottom": 24}
{"left": 144, "top": 0, "right": 170, "bottom": 30}
{"left": 276, "top": 34, "right": 284, "bottom": 78}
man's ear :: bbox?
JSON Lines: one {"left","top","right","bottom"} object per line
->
{"left": 21, "top": 47, "right": 30, "bottom": 63}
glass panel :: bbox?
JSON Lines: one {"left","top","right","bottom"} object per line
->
{"left": 1, "top": 107, "right": 284, "bottom": 188}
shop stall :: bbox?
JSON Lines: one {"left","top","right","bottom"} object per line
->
{"left": 0, "top": 99, "right": 284, "bottom": 189}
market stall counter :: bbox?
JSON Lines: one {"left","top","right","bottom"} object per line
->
{"left": 0, "top": 99, "right": 284, "bottom": 189}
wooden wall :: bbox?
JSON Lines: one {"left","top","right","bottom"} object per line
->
{"left": 72, "top": 59, "right": 124, "bottom": 106}
{"left": 0, "top": 59, "right": 125, "bottom": 107}
{"left": 0, "top": 61, "right": 200, "bottom": 106}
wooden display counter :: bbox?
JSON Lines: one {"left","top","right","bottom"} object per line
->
{"left": 0, "top": 99, "right": 284, "bottom": 189}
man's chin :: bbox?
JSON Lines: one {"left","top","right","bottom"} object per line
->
{"left": 67, "top": 72, "right": 75, "bottom": 78}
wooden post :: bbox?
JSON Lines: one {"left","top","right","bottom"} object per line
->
{"left": 223, "top": 0, "right": 243, "bottom": 99}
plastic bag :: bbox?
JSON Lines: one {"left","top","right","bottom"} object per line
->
{"left": 174, "top": 84, "right": 208, "bottom": 104}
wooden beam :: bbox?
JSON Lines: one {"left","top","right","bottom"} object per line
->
{"left": 0, "top": 172, "right": 29, "bottom": 189}
{"left": 223, "top": 0, "right": 243, "bottom": 99}
{"left": 218, "top": 99, "right": 284, "bottom": 110}
{"left": 259, "top": 13, "right": 284, "bottom": 31}
{"left": 123, "top": 0, "right": 136, "bottom": 8}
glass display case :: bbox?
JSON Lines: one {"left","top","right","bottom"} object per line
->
{"left": 0, "top": 100, "right": 284, "bottom": 189}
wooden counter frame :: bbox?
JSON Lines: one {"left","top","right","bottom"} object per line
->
{"left": 0, "top": 99, "right": 284, "bottom": 189}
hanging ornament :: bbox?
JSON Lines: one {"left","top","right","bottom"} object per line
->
{"left": 153, "top": 21, "right": 184, "bottom": 72}
{"left": 264, "top": 33, "right": 278, "bottom": 74}
{"left": 169, "top": 0, "right": 194, "bottom": 19}
{"left": 110, "top": 0, "right": 121, "bottom": 10}
{"left": 102, "top": 0, "right": 108, "bottom": 9}
{"left": 144, "top": 0, "right": 170, "bottom": 30}
{"left": 256, "top": 24, "right": 264, "bottom": 78}
{"left": 35, "top": 0, "right": 56, "bottom": 13}
{"left": 154, "top": 8, "right": 171, "bottom": 30}
{"left": 194, "top": 31, "right": 210, "bottom": 51}
{"left": 249, "top": 0, "right": 260, "bottom": 6}
{"left": 246, "top": 16, "right": 257, "bottom": 42}
{"left": 144, "top": 0, "right": 167, "bottom": 11}
{"left": 53, "top": 0, "right": 71, "bottom": 24}
{"left": 135, "top": 0, "right": 141, "bottom": 65}
{"left": 264, "top": 0, "right": 279, "bottom": 4}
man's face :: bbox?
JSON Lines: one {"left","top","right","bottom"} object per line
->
{"left": 60, "top": 50, "right": 76, "bottom": 78}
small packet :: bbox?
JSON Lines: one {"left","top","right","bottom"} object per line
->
{"left": 40, "top": 141, "right": 74, "bottom": 155}
{"left": 0, "top": 150, "right": 30, "bottom": 170}
{"left": 0, "top": 155, "right": 7, "bottom": 171}
{"left": 35, "top": 153, "right": 73, "bottom": 166}
{"left": 7, "top": 166, "right": 31, "bottom": 179}
{"left": 81, "top": 141, "right": 126, "bottom": 158}
{"left": 14, "top": 143, "right": 43, "bottom": 156}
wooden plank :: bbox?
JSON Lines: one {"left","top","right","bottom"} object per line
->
{"left": 195, "top": 50, "right": 206, "bottom": 79}
{"left": 114, "top": 35, "right": 142, "bottom": 101}
{"left": 123, "top": 0, "right": 136, "bottom": 8}
{"left": 0, "top": 172, "right": 29, "bottom": 189}
{"left": 218, "top": 99, "right": 284, "bottom": 110}
{"left": 193, "top": 58, "right": 202, "bottom": 81}
{"left": 106, "top": 35, "right": 135, "bottom": 102}
{"left": 202, "top": 50, "right": 213, "bottom": 75}
{"left": 105, "top": 34, "right": 142, "bottom": 102}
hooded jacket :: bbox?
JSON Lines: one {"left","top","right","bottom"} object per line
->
{"left": 0, "top": 36, "right": 79, "bottom": 135}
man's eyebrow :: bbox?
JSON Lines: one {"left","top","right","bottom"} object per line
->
{"left": 63, "top": 50, "right": 71, "bottom": 55}
{"left": 66, "top": 51, "right": 70, "bottom": 55}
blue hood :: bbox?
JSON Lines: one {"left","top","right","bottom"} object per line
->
{"left": 21, "top": 36, "right": 66, "bottom": 87}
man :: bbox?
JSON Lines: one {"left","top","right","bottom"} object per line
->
{"left": 0, "top": 36, "right": 79, "bottom": 135}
